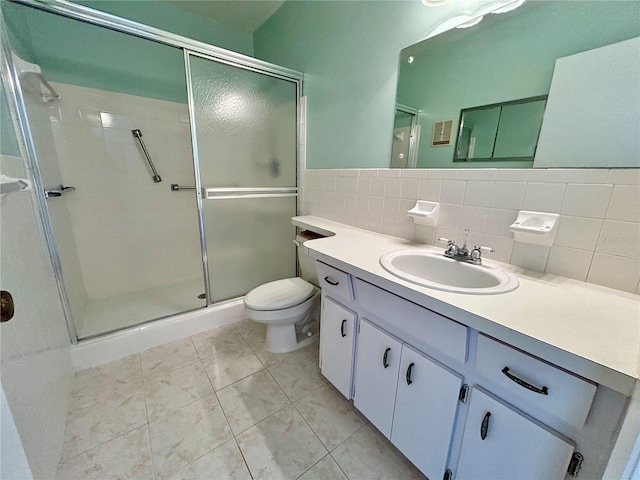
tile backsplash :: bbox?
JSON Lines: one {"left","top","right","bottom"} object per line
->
{"left": 301, "top": 168, "right": 640, "bottom": 294}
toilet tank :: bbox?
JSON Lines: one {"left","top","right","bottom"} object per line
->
{"left": 296, "top": 230, "right": 324, "bottom": 287}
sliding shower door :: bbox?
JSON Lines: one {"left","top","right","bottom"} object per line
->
{"left": 186, "top": 52, "right": 298, "bottom": 303}
{"left": 3, "top": 3, "right": 206, "bottom": 339}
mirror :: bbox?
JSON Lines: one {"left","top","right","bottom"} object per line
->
{"left": 393, "top": 1, "right": 640, "bottom": 169}
{"left": 454, "top": 96, "right": 546, "bottom": 163}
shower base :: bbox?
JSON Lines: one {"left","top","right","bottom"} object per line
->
{"left": 79, "top": 278, "right": 206, "bottom": 339}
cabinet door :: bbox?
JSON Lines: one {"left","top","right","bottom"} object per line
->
{"left": 353, "top": 319, "right": 403, "bottom": 438}
{"left": 455, "top": 388, "right": 574, "bottom": 480}
{"left": 391, "top": 345, "right": 462, "bottom": 479}
{"left": 320, "top": 296, "right": 356, "bottom": 399}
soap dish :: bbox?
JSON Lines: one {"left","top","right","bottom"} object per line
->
{"left": 509, "top": 211, "right": 560, "bottom": 246}
{"left": 407, "top": 200, "right": 439, "bottom": 226}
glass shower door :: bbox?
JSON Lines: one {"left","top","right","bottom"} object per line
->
{"left": 186, "top": 52, "right": 299, "bottom": 303}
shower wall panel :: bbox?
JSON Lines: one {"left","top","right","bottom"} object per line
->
{"left": 48, "top": 82, "right": 202, "bottom": 300}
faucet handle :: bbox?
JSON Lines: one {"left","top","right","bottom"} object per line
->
{"left": 438, "top": 237, "right": 454, "bottom": 245}
{"left": 469, "top": 245, "right": 494, "bottom": 265}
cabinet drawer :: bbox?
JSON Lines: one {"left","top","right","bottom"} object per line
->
{"left": 353, "top": 278, "right": 467, "bottom": 364}
{"left": 475, "top": 334, "right": 596, "bottom": 428}
{"left": 315, "top": 261, "right": 353, "bottom": 301}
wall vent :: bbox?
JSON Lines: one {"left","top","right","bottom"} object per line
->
{"left": 432, "top": 119, "right": 454, "bottom": 146}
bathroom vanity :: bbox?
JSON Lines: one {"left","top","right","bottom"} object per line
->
{"left": 293, "top": 216, "right": 640, "bottom": 480}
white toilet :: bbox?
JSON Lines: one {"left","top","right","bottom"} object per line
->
{"left": 244, "top": 232, "right": 321, "bottom": 353}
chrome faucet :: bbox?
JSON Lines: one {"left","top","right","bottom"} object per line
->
{"left": 438, "top": 229, "right": 494, "bottom": 265}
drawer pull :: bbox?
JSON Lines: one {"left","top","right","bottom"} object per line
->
{"left": 480, "top": 411, "right": 491, "bottom": 440}
{"left": 406, "top": 362, "right": 415, "bottom": 385}
{"left": 324, "top": 276, "right": 339, "bottom": 286}
{"left": 502, "top": 367, "right": 549, "bottom": 395}
{"left": 340, "top": 319, "right": 347, "bottom": 337}
{"left": 382, "top": 347, "right": 391, "bottom": 368}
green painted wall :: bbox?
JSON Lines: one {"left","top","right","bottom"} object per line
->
{"left": 79, "top": 1, "right": 253, "bottom": 57}
{"left": 255, "top": 0, "right": 640, "bottom": 169}
{"left": 254, "top": 0, "right": 473, "bottom": 169}
{"left": 398, "top": 1, "right": 640, "bottom": 168}
{"left": 2, "top": 1, "right": 253, "bottom": 104}
{"left": 1, "top": 80, "right": 21, "bottom": 157}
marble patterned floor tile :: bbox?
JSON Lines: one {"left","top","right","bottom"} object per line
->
{"left": 57, "top": 425, "right": 153, "bottom": 480}
{"left": 216, "top": 369, "right": 291, "bottom": 435}
{"left": 298, "top": 455, "right": 348, "bottom": 480}
{"left": 201, "top": 343, "right": 264, "bottom": 391}
{"left": 236, "top": 405, "right": 327, "bottom": 480}
{"left": 148, "top": 395, "right": 233, "bottom": 479}
{"left": 71, "top": 354, "right": 142, "bottom": 406}
{"left": 268, "top": 343, "right": 325, "bottom": 401}
{"left": 165, "top": 438, "right": 251, "bottom": 480}
{"left": 61, "top": 381, "right": 147, "bottom": 460}
{"left": 140, "top": 338, "right": 200, "bottom": 378}
{"left": 191, "top": 324, "right": 251, "bottom": 360}
{"left": 295, "top": 383, "right": 366, "bottom": 451}
{"left": 234, "top": 319, "right": 296, "bottom": 367}
{"left": 143, "top": 361, "right": 214, "bottom": 420}
{"left": 331, "top": 424, "right": 426, "bottom": 480}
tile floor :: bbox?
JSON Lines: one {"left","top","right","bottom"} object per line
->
{"left": 57, "top": 319, "right": 426, "bottom": 480}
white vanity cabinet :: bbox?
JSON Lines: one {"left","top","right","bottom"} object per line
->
{"left": 353, "top": 319, "right": 402, "bottom": 437}
{"left": 354, "top": 319, "right": 463, "bottom": 480}
{"left": 455, "top": 388, "right": 575, "bottom": 480}
{"left": 391, "top": 344, "right": 463, "bottom": 479}
{"left": 319, "top": 296, "right": 356, "bottom": 398}
{"left": 314, "top": 258, "right": 627, "bottom": 480}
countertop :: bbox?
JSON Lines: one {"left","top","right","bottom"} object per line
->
{"left": 294, "top": 216, "right": 640, "bottom": 396}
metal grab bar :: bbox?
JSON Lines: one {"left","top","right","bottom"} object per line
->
{"left": 34, "top": 72, "right": 60, "bottom": 103}
{"left": 171, "top": 184, "right": 196, "bottom": 191}
{"left": 131, "top": 129, "right": 162, "bottom": 183}
{"left": 44, "top": 184, "right": 75, "bottom": 198}
{"left": 202, "top": 187, "right": 297, "bottom": 200}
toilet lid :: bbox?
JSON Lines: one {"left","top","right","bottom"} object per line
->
{"left": 245, "top": 277, "right": 315, "bottom": 311}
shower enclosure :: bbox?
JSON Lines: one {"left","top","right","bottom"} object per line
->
{"left": 1, "top": 0, "right": 302, "bottom": 341}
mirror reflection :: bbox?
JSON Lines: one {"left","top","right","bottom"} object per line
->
{"left": 393, "top": 1, "right": 640, "bottom": 169}
{"left": 454, "top": 96, "right": 546, "bottom": 163}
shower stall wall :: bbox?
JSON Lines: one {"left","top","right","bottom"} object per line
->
{"left": 2, "top": 0, "right": 302, "bottom": 341}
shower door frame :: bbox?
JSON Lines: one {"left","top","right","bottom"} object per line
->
{"left": 4, "top": 0, "right": 304, "bottom": 343}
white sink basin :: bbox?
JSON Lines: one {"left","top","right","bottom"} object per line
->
{"left": 379, "top": 250, "right": 519, "bottom": 295}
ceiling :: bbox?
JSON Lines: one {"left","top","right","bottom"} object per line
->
{"left": 170, "top": 1, "right": 286, "bottom": 33}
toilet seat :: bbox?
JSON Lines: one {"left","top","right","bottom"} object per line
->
{"left": 245, "top": 277, "right": 315, "bottom": 311}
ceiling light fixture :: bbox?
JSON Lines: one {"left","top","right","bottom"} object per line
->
{"left": 421, "top": 0, "right": 452, "bottom": 6}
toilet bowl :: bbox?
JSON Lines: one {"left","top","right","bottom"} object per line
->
{"left": 243, "top": 232, "right": 322, "bottom": 353}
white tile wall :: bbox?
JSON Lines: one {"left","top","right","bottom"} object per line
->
{"left": 301, "top": 167, "right": 640, "bottom": 293}
{"left": 0, "top": 153, "right": 74, "bottom": 478}
{"left": 48, "top": 83, "right": 202, "bottom": 300}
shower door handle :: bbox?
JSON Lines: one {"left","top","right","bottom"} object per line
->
{"left": 44, "top": 185, "right": 76, "bottom": 198}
